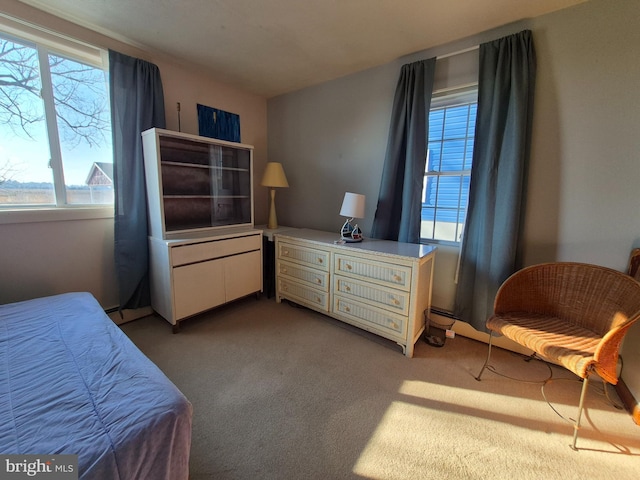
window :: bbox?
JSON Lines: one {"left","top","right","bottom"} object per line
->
{"left": 421, "top": 87, "right": 477, "bottom": 244}
{"left": 0, "top": 21, "right": 112, "bottom": 208}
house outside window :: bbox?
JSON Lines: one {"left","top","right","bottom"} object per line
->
{"left": 0, "top": 21, "right": 113, "bottom": 208}
{"left": 421, "top": 87, "right": 477, "bottom": 244}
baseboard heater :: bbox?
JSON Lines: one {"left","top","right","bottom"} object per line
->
{"left": 429, "top": 307, "right": 459, "bottom": 320}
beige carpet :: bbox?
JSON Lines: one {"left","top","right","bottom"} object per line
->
{"left": 121, "top": 297, "right": 640, "bottom": 480}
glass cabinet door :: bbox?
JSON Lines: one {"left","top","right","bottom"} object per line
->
{"left": 158, "top": 135, "right": 252, "bottom": 233}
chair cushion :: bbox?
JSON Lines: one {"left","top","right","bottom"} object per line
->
{"left": 487, "top": 313, "right": 600, "bottom": 380}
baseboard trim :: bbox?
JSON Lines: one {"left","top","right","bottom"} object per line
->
{"left": 430, "top": 311, "right": 534, "bottom": 356}
{"left": 615, "top": 377, "right": 640, "bottom": 425}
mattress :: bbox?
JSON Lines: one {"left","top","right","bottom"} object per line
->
{"left": 0, "top": 292, "right": 192, "bottom": 479}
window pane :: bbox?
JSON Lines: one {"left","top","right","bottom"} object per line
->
{"left": 434, "top": 208, "right": 458, "bottom": 242}
{"left": 421, "top": 93, "right": 476, "bottom": 244}
{"left": 423, "top": 175, "right": 437, "bottom": 207}
{"left": 428, "top": 109, "right": 444, "bottom": 142}
{"left": 49, "top": 53, "right": 113, "bottom": 205}
{"left": 441, "top": 140, "right": 466, "bottom": 171}
{"left": 0, "top": 36, "right": 55, "bottom": 205}
{"left": 426, "top": 143, "right": 441, "bottom": 172}
{"left": 420, "top": 206, "right": 435, "bottom": 240}
{"left": 443, "top": 105, "right": 471, "bottom": 139}
{"left": 464, "top": 138, "right": 474, "bottom": 169}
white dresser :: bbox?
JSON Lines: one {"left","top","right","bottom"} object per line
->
{"left": 275, "top": 229, "right": 436, "bottom": 357}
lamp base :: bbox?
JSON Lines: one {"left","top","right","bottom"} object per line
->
{"left": 340, "top": 219, "right": 363, "bottom": 242}
{"left": 267, "top": 188, "right": 278, "bottom": 229}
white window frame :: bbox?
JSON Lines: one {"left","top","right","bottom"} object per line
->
{"left": 421, "top": 85, "right": 478, "bottom": 246}
{"left": 0, "top": 13, "right": 113, "bottom": 222}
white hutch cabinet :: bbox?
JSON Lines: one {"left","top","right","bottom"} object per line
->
{"left": 142, "top": 128, "right": 262, "bottom": 331}
{"left": 275, "top": 229, "right": 436, "bottom": 357}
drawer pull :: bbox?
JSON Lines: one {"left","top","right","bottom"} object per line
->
{"left": 315, "top": 296, "right": 321, "bottom": 303}
{"left": 345, "top": 285, "right": 351, "bottom": 292}
{"left": 391, "top": 297, "right": 400, "bottom": 305}
{"left": 283, "top": 249, "right": 290, "bottom": 255}
{"left": 316, "top": 277, "right": 322, "bottom": 284}
{"left": 345, "top": 306, "right": 351, "bottom": 313}
{"left": 346, "top": 264, "right": 353, "bottom": 270}
{"left": 282, "top": 267, "right": 288, "bottom": 274}
{"left": 317, "top": 257, "right": 324, "bottom": 264}
{"left": 393, "top": 274, "right": 402, "bottom": 282}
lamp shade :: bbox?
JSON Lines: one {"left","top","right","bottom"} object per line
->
{"left": 261, "top": 162, "right": 289, "bottom": 188}
{"left": 340, "top": 192, "right": 365, "bottom": 219}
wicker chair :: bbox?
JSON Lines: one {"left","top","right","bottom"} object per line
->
{"left": 475, "top": 262, "right": 640, "bottom": 449}
{"left": 629, "top": 248, "right": 640, "bottom": 281}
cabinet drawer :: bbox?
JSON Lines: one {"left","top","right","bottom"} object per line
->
{"left": 278, "top": 278, "right": 329, "bottom": 311}
{"left": 278, "top": 242, "right": 330, "bottom": 272}
{"left": 278, "top": 260, "right": 329, "bottom": 291}
{"left": 171, "top": 234, "right": 261, "bottom": 266}
{"left": 334, "top": 254, "right": 412, "bottom": 292}
{"left": 333, "top": 295, "right": 407, "bottom": 338}
{"left": 334, "top": 276, "right": 409, "bottom": 315}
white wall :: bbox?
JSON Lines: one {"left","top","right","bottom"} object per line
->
{"left": 268, "top": 0, "right": 640, "bottom": 394}
{"left": 0, "top": 0, "right": 269, "bottom": 308}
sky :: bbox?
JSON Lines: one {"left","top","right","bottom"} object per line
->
{"left": 0, "top": 35, "right": 113, "bottom": 187}
{"left": 0, "top": 123, "right": 112, "bottom": 186}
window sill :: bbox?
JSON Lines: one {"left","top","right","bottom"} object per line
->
{"left": 421, "top": 239, "right": 461, "bottom": 248}
{"left": 0, "top": 206, "right": 114, "bottom": 225}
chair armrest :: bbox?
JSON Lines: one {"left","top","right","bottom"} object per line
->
{"left": 594, "top": 314, "right": 640, "bottom": 384}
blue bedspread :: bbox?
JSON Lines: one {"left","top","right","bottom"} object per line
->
{"left": 0, "top": 292, "right": 192, "bottom": 479}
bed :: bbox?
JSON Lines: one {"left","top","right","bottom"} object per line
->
{"left": 0, "top": 292, "right": 192, "bottom": 479}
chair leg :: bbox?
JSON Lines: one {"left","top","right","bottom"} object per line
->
{"left": 475, "top": 332, "right": 494, "bottom": 381}
{"left": 571, "top": 375, "right": 591, "bottom": 450}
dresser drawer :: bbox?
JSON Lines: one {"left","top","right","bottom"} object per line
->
{"left": 278, "top": 278, "right": 329, "bottom": 311}
{"left": 171, "top": 234, "right": 261, "bottom": 267}
{"left": 278, "top": 260, "right": 329, "bottom": 291}
{"left": 334, "top": 254, "right": 412, "bottom": 291}
{"left": 334, "top": 275, "right": 409, "bottom": 315}
{"left": 278, "top": 242, "right": 330, "bottom": 272}
{"left": 333, "top": 295, "right": 407, "bottom": 338}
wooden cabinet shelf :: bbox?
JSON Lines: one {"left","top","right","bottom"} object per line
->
{"left": 142, "top": 128, "right": 254, "bottom": 238}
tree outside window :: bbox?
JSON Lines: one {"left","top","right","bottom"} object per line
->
{"left": 0, "top": 31, "right": 113, "bottom": 207}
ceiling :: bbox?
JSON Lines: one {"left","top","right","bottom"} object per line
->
{"left": 17, "top": 0, "right": 586, "bottom": 98}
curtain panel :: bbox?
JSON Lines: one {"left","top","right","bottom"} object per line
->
{"left": 371, "top": 58, "right": 436, "bottom": 243}
{"left": 454, "top": 30, "right": 537, "bottom": 332}
{"left": 109, "top": 50, "right": 166, "bottom": 310}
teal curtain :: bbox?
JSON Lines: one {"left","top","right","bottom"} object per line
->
{"left": 454, "top": 30, "right": 536, "bottom": 332}
{"left": 371, "top": 58, "right": 436, "bottom": 243}
{"left": 110, "top": 50, "right": 166, "bottom": 310}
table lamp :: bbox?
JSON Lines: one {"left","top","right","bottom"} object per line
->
{"left": 261, "top": 162, "right": 289, "bottom": 229}
{"left": 339, "top": 192, "right": 365, "bottom": 242}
